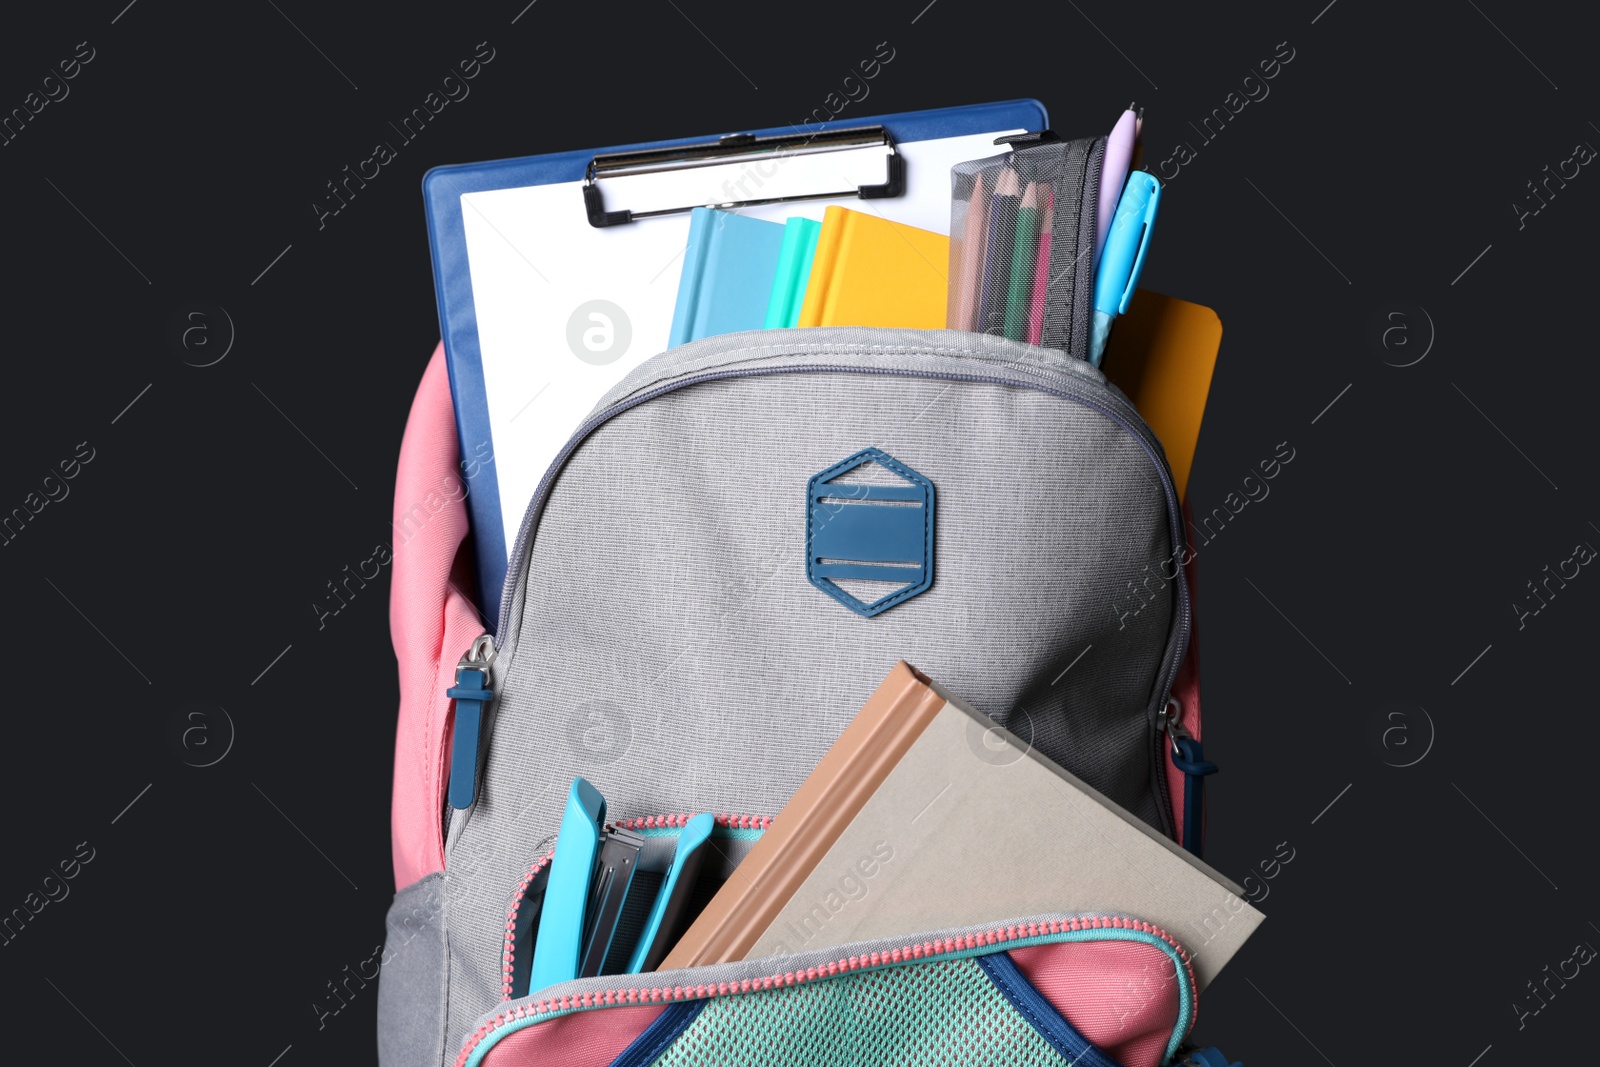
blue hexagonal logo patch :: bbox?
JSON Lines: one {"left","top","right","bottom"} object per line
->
{"left": 806, "top": 447, "right": 935, "bottom": 618}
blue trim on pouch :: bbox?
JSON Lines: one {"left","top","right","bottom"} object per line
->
{"left": 976, "top": 952, "right": 1122, "bottom": 1067}
{"left": 607, "top": 999, "right": 708, "bottom": 1067}
{"left": 806, "top": 447, "right": 935, "bottom": 618}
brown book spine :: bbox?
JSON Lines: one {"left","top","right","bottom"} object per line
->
{"left": 658, "top": 661, "right": 948, "bottom": 970}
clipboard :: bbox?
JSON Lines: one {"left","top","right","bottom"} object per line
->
{"left": 423, "top": 99, "right": 1047, "bottom": 624}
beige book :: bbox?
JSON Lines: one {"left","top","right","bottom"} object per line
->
{"left": 666, "top": 662, "right": 1262, "bottom": 989}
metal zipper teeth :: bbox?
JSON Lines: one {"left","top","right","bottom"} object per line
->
{"left": 461, "top": 913, "right": 1197, "bottom": 1067}
{"left": 492, "top": 361, "right": 1193, "bottom": 827}
{"left": 499, "top": 813, "right": 775, "bottom": 1000}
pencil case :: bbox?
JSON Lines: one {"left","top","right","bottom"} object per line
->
{"left": 377, "top": 327, "right": 1220, "bottom": 1066}
{"left": 947, "top": 134, "right": 1105, "bottom": 358}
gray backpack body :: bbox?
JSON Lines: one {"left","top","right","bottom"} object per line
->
{"left": 380, "top": 324, "right": 1190, "bottom": 1066}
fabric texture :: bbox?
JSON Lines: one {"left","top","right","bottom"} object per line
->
{"left": 458, "top": 913, "right": 1192, "bottom": 1067}
{"left": 389, "top": 344, "right": 488, "bottom": 889}
{"left": 650, "top": 955, "right": 1074, "bottom": 1067}
{"left": 1008, "top": 939, "right": 1182, "bottom": 1067}
{"left": 441, "top": 327, "right": 1186, "bottom": 1050}
{"left": 478, "top": 1004, "right": 667, "bottom": 1067}
{"left": 378, "top": 873, "right": 451, "bottom": 1067}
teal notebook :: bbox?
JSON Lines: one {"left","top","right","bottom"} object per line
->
{"left": 763, "top": 217, "right": 822, "bottom": 329}
{"left": 669, "top": 208, "right": 786, "bottom": 347}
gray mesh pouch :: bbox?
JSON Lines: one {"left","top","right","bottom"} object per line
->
{"left": 948, "top": 136, "right": 1105, "bottom": 358}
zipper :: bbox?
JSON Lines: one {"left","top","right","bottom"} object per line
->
{"left": 459, "top": 912, "right": 1197, "bottom": 1067}
{"left": 500, "top": 812, "right": 774, "bottom": 1000}
{"left": 446, "top": 634, "right": 497, "bottom": 811}
{"left": 1160, "top": 697, "right": 1217, "bottom": 858}
{"left": 489, "top": 350, "right": 1191, "bottom": 833}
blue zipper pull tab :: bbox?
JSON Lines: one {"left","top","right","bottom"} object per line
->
{"left": 446, "top": 635, "right": 496, "bottom": 810}
{"left": 1163, "top": 697, "right": 1218, "bottom": 859}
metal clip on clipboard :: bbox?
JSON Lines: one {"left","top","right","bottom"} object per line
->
{"left": 583, "top": 125, "right": 904, "bottom": 227}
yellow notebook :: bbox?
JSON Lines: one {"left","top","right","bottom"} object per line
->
{"left": 1101, "top": 290, "right": 1223, "bottom": 502}
{"left": 797, "top": 206, "right": 949, "bottom": 329}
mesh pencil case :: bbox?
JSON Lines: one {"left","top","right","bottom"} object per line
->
{"left": 948, "top": 134, "right": 1105, "bottom": 357}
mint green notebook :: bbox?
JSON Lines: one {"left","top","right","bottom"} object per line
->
{"left": 763, "top": 216, "right": 822, "bottom": 329}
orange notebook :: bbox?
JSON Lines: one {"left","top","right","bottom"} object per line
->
{"left": 796, "top": 206, "right": 949, "bottom": 329}
{"left": 1101, "top": 290, "right": 1223, "bottom": 502}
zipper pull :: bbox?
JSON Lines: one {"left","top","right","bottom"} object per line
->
{"left": 446, "top": 635, "right": 496, "bottom": 810}
{"left": 1161, "top": 697, "right": 1218, "bottom": 859}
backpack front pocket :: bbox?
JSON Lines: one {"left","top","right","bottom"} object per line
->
{"left": 461, "top": 912, "right": 1195, "bottom": 1067}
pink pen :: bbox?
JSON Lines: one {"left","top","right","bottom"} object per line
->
{"left": 1096, "top": 103, "right": 1137, "bottom": 258}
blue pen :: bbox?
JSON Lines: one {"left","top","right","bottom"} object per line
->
{"left": 1089, "top": 170, "right": 1162, "bottom": 366}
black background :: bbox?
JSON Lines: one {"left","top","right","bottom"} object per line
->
{"left": 1, "top": 1, "right": 1594, "bottom": 1064}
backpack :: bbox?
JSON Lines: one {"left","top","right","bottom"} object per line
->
{"left": 378, "top": 325, "right": 1220, "bottom": 1067}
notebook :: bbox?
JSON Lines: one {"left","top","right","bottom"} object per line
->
{"left": 797, "top": 207, "right": 950, "bottom": 329}
{"left": 660, "top": 662, "right": 1261, "bottom": 990}
{"left": 1100, "top": 290, "right": 1222, "bottom": 501}
{"left": 669, "top": 208, "right": 787, "bottom": 348}
{"left": 763, "top": 217, "right": 822, "bottom": 329}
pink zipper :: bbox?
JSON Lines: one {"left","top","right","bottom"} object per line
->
{"left": 467, "top": 912, "right": 1195, "bottom": 1067}
{"left": 499, "top": 812, "right": 774, "bottom": 1000}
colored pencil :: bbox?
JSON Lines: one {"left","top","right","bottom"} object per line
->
{"left": 1026, "top": 186, "right": 1054, "bottom": 345}
{"left": 976, "top": 166, "right": 1021, "bottom": 335}
{"left": 951, "top": 172, "right": 988, "bottom": 330}
{"left": 1002, "top": 182, "right": 1042, "bottom": 341}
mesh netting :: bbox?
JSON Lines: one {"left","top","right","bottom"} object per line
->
{"left": 948, "top": 137, "right": 1105, "bottom": 360}
{"left": 652, "top": 956, "right": 1073, "bottom": 1067}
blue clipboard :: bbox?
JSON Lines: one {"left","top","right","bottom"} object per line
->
{"left": 423, "top": 99, "right": 1048, "bottom": 624}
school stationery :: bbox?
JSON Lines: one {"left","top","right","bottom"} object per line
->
{"left": 1090, "top": 169, "right": 1162, "bottom": 366}
{"left": 664, "top": 663, "right": 1262, "bottom": 989}
{"left": 744, "top": 664, "right": 1262, "bottom": 990}
{"left": 763, "top": 217, "right": 822, "bottom": 329}
{"left": 796, "top": 206, "right": 950, "bottom": 329}
{"left": 424, "top": 100, "right": 1044, "bottom": 621}
{"left": 668, "top": 208, "right": 787, "bottom": 347}
{"left": 576, "top": 825, "right": 644, "bottom": 979}
{"left": 974, "top": 166, "right": 1021, "bottom": 334}
{"left": 949, "top": 133, "right": 1104, "bottom": 357}
{"left": 528, "top": 777, "right": 607, "bottom": 993}
{"left": 1002, "top": 181, "right": 1042, "bottom": 340}
{"left": 658, "top": 661, "right": 948, "bottom": 970}
{"left": 625, "top": 811, "right": 715, "bottom": 974}
{"left": 1100, "top": 290, "right": 1221, "bottom": 500}
{"left": 1098, "top": 103, "right": 1138, "bottom": 255}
